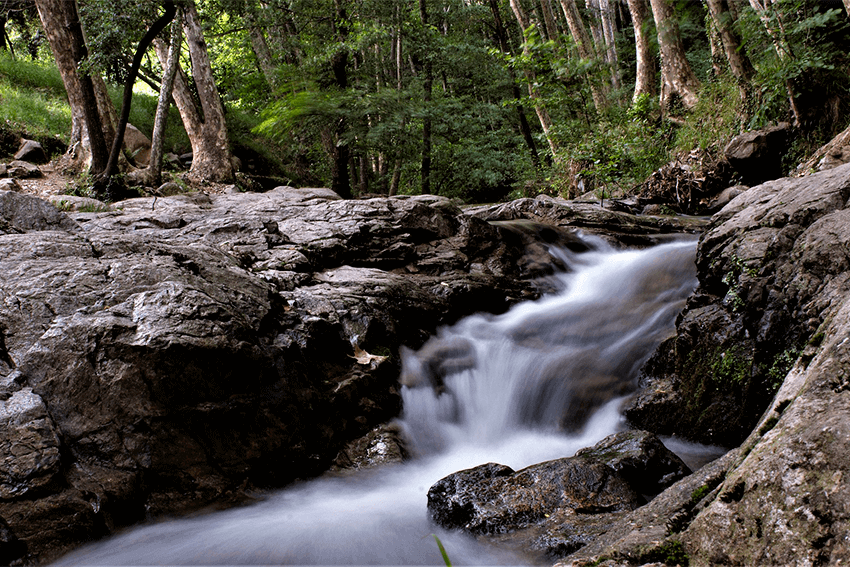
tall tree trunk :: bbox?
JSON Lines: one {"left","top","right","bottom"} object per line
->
{"left": 648, "top": 0, "right": 701, "bottom": 114}
{"left": 626, "top": 0, "right": 656, "bottom": 103}
{"left": 558, "top": 0, "right": 607, "bottom": 110}
{"left": 747, "top": 0, "right": 801, "bottom": 126}
{"left": 598, "top": 0, "right": 620, "bottom": 90}
{"left": 489, "top": 0, "right": 541, "bottom": 171}
{"left": 706, "top": 0, "right": 755, "bottom": 112}
{"left": 157, "top": 1, "right": 234, "bottom": 184}
{"left": 419, "top": 0, "right": 432, "bottom": 195}
{"left": 510, "top": 0, "right": 560, "bottom": 155}
{"left": 329, "top": 0, "right": 352, "bottom": 198}
{"left": 539, "top": 0, "right": 562, "bottom": 44}
{"left": 843, "top": 0, "right": 850, "bottom": 19}
{"left": 101, "top": 1, "right": 177, "bottom": 184}
{"left": 35, "top": 0, "right": 109, "bottom": 174}
{"left": 135, "top": 6, "right": 182, "bottom": 188}
{"left": 247, "top": 19, "right": 277, "bottom": 88}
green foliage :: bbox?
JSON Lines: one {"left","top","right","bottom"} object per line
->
{"left": 432, "top": 534, "right": 452, "bottom": 567}
{"left": 675, "top": 76, "right": 743, "bottom": 154}
{"left": 64, "top": 172, "right": 97, "bottom": 199}
{"left": 0, "top": 52, "right": 71, "bottom": 146}
{"left": 690, "top": 484, "right": 710, "bottom": 504}
{"left": 766, "top": 348, "right": 800, "bottom": 393}
{"left": 711, "top": 347, "right": 752, "bottom": 386}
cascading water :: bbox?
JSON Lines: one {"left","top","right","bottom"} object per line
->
{"left": 54, "top": 235, "right": 700, "bottom": 566}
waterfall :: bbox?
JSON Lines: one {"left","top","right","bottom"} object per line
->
{"left": 54, "top": 236, "right": 699, "bottom": 566}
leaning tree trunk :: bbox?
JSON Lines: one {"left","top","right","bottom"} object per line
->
{"left": 626, "top": 0, "right": 656, "bottom": 103}
{"left": 558, "top": 0, "right": 608, "bottom": 111}
{"left": 157, "top": 1, "right": 234, "bottom": 184}
{"left": 133, "top": 6, "right": 183, "bottom": 188}
{"left": 706, "top": 0, "right": 755, "bottom": 114}
{"left": 101, "top": 1, "right": 177, "bottom": 184}
{"left": 648, "top": 0, "right": 701, "bottom": 114}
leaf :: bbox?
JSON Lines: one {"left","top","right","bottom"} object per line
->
{"left": 351, "top": 345, "right": 387, "bottom": 366}
{"left": 432, "top": 534, "right": 452, "bottom": 567}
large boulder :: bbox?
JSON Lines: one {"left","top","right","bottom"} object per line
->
{"left": 428, "top": 431, "right": 690, "bottom": 559}
{"left": 561, "top": 161, "right": 850, "bottom": 566}
{"left": 625, "top": 162, "right": 850, "bottom": 447}
{"left": 723, "top": 123, "right": 791, "bottom": 185}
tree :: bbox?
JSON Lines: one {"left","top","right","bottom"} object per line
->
{"left": 706, "top": 0, "right": 755, "bottom": 110}
{"left": 34, "top": 0, "right": 111, "bottom": 175}
{"left": 625, "top": 0, "right": 656, "bottom": 103}
{"left": 648, "top": 0, "right": 701, "bottom": 114}
{"left": 156, "top": 1, "right": 234, "bottom": 184}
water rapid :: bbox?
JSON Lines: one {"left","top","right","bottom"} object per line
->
{"left": 55, "top": 236, "right": 699, "bottom": 566}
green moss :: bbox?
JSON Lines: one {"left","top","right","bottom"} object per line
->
{"left": 636, "top": 540, "right": 690, "bottom": 566}
{"left": 758, "top": 415, "right": 780, "bottom": 436}
{"left": 691, "top": 484, "right": 710, "bottom": 504}
{"left": 711, "top": 346, "right": 752, "bottom": 386}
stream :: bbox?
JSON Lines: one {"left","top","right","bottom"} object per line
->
{"left": 54, "top": 235, "right": 714, "bottom": 566}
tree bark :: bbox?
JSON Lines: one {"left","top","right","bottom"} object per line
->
{"left": 598, "top": 0, "right": 620, "bottom": 90}
{"left": 489, "top": 0, "right": 541, "bottom": 171}
{"left": 419, "top": 0, "right": 432, "bottom": 195}
{"left": 134, "top": 6, "right": 182, "bottom": 188}
{"left": 648, "top": 0, "right": 700, "bottom": 113}
{"left": 35, "top": 0, "right": 110, "bottom": 173}
{"left": 102, "top": 1, "right": 177, "bottom": 183}
{"left": 329, "top": 0, "right": 352, "bottom": 198}
{"left": 539, "top": 0, "right": 562, "bottom": 45}
{"left": 705, "top": 0, "right": 755, "bottom": 110}
{"left": 158, "top": 1, "right": 234, "bottom": 184}
{"left": 558, "top": 0, "right": 607, "bottom": 110}
{"left": 626, "top": 0, "right": 656, "bottom": 103}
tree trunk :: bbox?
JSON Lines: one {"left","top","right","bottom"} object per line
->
{"left": 648, "top": 0, "right": 701, "bottom": 114}
{"left": 844, "top": 0, "right": 850, "bottom": 19}
{"left": 134, "top": 6, "right": 182, "bottom": 188}
{"left": 158, "top": 1, "right": 234, "bottom": 184}
{"left": 706, "top": 0, "right": 755, "bottom": 111}
{"left": 626, "top": 0, "right": 656, "bottom": 103}
{"left": 329, "top": 0, "right": 352, "bottom": 198}
{"left": 558, "top": 0, "right": 607, "bottom": 110}
{"left": 419, "top": 0, "right": 432, "bottom": 195}
{"left": 510, "top": 0, "right": 560, "bottom": 155}
{"left": 35, "top": 0, "right": 109, "bottom": 173}
{"left": 247, "top": 17, "right": 277, "bottom": 88}
{"left": 102, "top": 1, "right": 177, "bottom": 183}
{"left": 598, "top": 0, "right": 620, "bottom": 90}
{"left": 539, "top": 0, "right": 562, "bottom": 44}
{"left": 489, "top": 0, "right": 541, "bottom": 171}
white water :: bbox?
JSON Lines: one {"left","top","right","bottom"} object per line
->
{"left": 55, "top": 236, "right": 699, "bottom": 566}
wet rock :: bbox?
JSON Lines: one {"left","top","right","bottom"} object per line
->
{"left": 331, "top": 423, "right": 408, "bottom": 471}
{"left": 4, "top": 187, "right": 640, "bottom": 560}
{"left": 0, "top": 516, "right": 26, "bottom": 565}
{"left": 724, "top": 123, "right": 791, "bottom": 185}
{"left": 626, "top": 162, "right": 850, "bottom": 446}
{"left": 575, "top": 431, "right": 691, "bottom": 497}
{"left": 14, "top": 139, "right": 47, "bottom": 164}
{"left": 429, "top": 431, "right": 692, "bottom": 559}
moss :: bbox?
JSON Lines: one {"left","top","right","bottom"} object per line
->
{"left": 691, "top": 484, "right": 711, "bottom": 504}
{"left": 758, "top": 415, "right": 780, "bottom": 436}
{"left": 636, "top": 540, "right": 690, "bottom": 566}
{"left": 711, "top": 346, "right": 752, "bottom": 386}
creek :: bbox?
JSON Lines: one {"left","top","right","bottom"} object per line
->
{"left": 54, "top": 235, "right": 708, "bottom": 566}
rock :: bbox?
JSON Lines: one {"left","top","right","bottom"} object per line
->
{"left": 7, "top": 160, "right": 42, "bottom": 179}
{"left": 123, "top": 124, "right": 152, "bottom": 167}
{"left": 48, "top": 195, "right": 110, "bottom": 212}
{"left": 723, "top": 123, "right": 791, "bottom": 185}
{"left": 0, "top": 516, "right": 26, "bottom": 566}
{"left": 429, "top": 431, "right": 692, "bottom": 559}
{"left": 0, "top": 389, "right": 62, "bottom": 499}
{"left": 155, "top": 181, "right": 184, "bottom": 196}
{"left": 703, "top": 184, "right": 747, "bottom": 215}
{"left": 578, "top": 161, "right": 850, "bottom": 566}
{"left": 575, "top": 431, "right": 691, "bottom": 496}
{"left": 0, "top": 163, "right": 7, "bottom": 178}
{"left": 625, "top": 162, "right": 850, "bottom": 446}
{"left": 633, "top": 152, "right": 734, "bottom": 214}
{"left": 0, "top": 179, "right": 20, "bottom": 192}
{"left": 14, "top": 139, "right": 47, "bottom": 164}
{"left": 5, "top": 187, "right": 655, "bottom": 560}
{"left": 331, "top": 422, "right": 407, "bottom": 471}
{"left": 0, "top": 190, "right": 78, "bottom": 233}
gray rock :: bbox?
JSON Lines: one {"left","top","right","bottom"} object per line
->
{"left": 2, "top": 188, "right": 611, "bottom": 560}
{"left": 723, "top": 123, "right": 791, "bottom": 185}
{"left": 0, "top": 179, "right": 20, "bottom": 192}
{"left": 48, "top": 195, "right": 110, "bottom": 212}
{"left": 124, "top": 124, "right": 151, "bottom": 167}
{"left": 0, "top": 389, "right": 61, "bottom": 499}
{"left": 14, "top": 139, "right": 47, "bottom": 164}
{"left": 7, "top": 160, "right": 42, "bottom": 179}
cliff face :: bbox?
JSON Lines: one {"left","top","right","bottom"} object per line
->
{"left": 564, "top": 162, "right": 850, "bottom": 566}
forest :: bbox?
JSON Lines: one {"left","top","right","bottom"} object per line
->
{"left": 2, "top": 0, "right": 850, "bottom": 203}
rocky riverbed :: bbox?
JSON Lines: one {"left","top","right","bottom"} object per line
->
{"left": 1, "top": 160, "right": 850, "bottom": 565}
